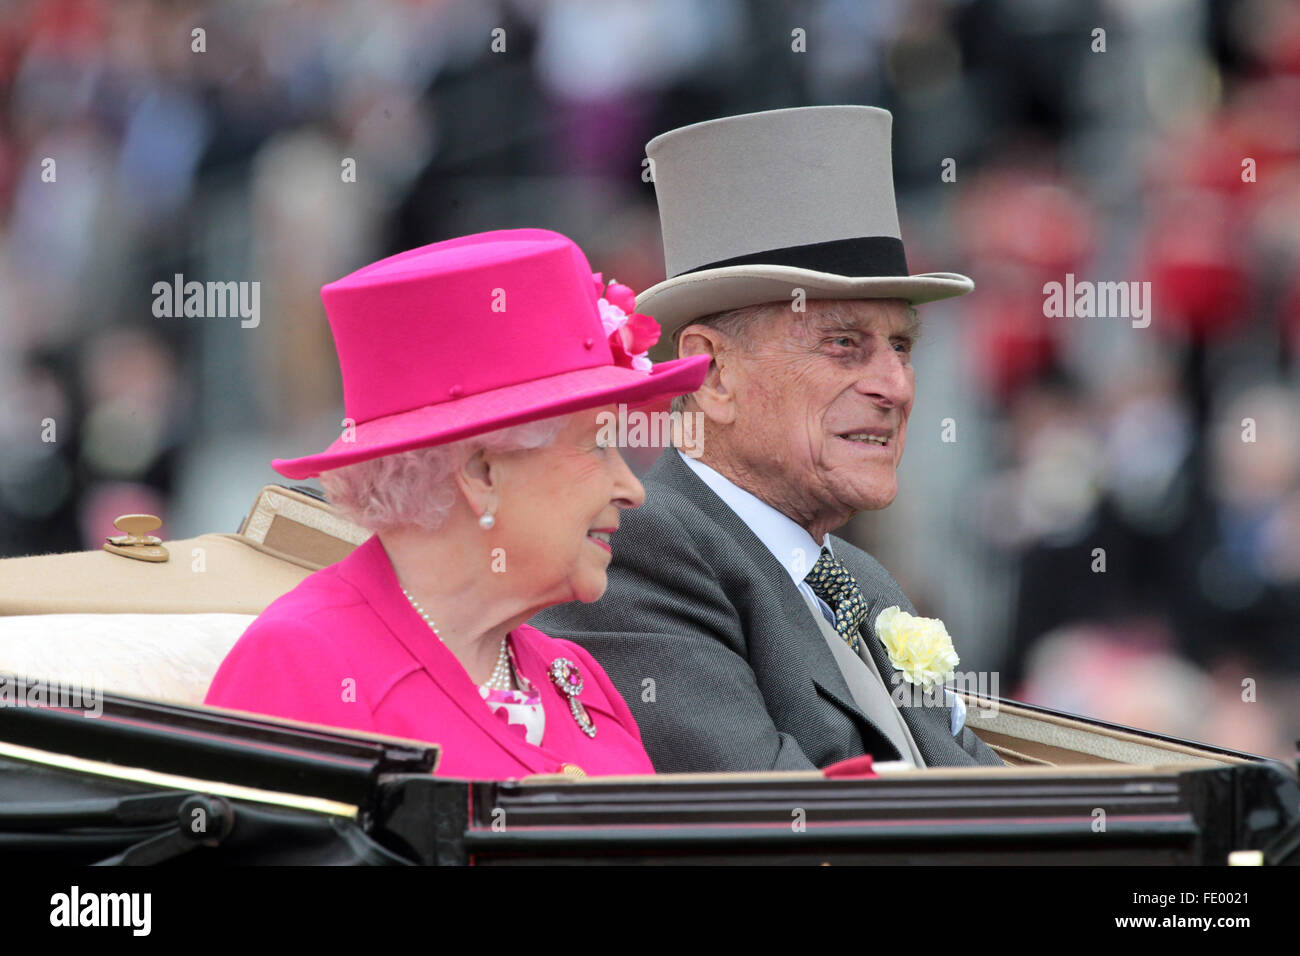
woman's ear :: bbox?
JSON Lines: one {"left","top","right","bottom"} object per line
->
{"left": 453, "top": 447, "right": 499, "bottom": 520}
{"left": 678, "top": 326, "right": 738, "bottom": 426}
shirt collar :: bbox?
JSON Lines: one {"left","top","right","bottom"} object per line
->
{"left": 676, "top": 450, "right": 832, "bottom": 584}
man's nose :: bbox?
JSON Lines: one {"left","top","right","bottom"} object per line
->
{"left": 854, "top": 345, "right": 913, "bottom": 406}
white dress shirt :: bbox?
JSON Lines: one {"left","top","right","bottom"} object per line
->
{"left": 676, "top": 451, "right": 966, "bottom": 738}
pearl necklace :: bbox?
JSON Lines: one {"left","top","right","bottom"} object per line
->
{"left": 400, "top": 586, "right": 513, "bottom": 691}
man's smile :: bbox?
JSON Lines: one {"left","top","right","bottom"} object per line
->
{"left": 835, "top": 427, "right": 894, "bottom": 452}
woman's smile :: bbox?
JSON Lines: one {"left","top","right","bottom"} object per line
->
{"left": 586, "top": 528, "right": 615, "bottom": 554}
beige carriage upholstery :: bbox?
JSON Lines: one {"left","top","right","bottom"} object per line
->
{"left": 0, "top": 484, "right": 1248, "bottom": 768}
{"left": 0, "top": 485, "right": 366, "bottom": 704}
{"left": 0, "top": 613, "right": 251, "bottom": 706}
{"left": 0, "top": 485, "right": 366, "bottom": 617}
{"left": 952, "top": 693, "right": 1246, "bottom": 768}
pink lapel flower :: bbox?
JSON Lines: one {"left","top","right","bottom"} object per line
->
{"left": 593, "top": 274, "right": 660, "bottom": 371}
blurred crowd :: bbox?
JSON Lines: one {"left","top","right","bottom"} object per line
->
{"left": 0, "top": 0, "right": 1297, "bottom": 759}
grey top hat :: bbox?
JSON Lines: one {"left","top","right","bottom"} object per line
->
{"left": 636, "top": 106, "right": 974, "bottom": 335}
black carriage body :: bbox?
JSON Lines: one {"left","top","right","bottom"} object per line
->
{"left": 0, "top": 682, "right": 1295, "bottom": 866}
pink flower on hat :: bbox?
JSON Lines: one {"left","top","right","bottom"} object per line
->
{"left": 593, "top": 274, "right": 660, "bottom": 371}
{"left": 603, "top": 279, "right": 637, "bottom": 314}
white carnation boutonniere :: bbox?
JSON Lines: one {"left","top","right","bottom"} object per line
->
{"left": 874, "top": 606, "right": 960, "bottom": 691}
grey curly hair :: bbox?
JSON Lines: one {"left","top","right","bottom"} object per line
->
{"left": 319, "top": 416, "right": 570, "bottom": 532}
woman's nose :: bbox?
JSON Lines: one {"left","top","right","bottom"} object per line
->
{"left": 610, "top": 448, "right": 646, "bottom": 508}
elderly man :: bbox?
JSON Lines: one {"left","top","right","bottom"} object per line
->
{"left": 535, "top": 107, "right": 1003, "bottom": 771}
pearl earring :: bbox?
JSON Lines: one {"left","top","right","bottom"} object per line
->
{"left": 478, "top": 510, "right": 495, "bottom": 530}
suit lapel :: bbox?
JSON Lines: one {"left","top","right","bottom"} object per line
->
{"left": 652, "top": 452, "right": 970, "bottom": 766}
{"left": 649, "top": 451, "right": 902, "bottom": 748}
{"left": 832, "top": 536, "right": 955, "bottom": 755}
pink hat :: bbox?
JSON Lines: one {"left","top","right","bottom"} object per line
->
{"left": 273, "top": 229, "right": 710, "bottom": 480}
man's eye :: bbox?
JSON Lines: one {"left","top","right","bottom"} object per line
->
{"left": 829, "top": 336, "right": 856, "bottom": 348}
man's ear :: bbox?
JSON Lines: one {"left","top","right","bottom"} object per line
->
{"left": 678, "top": 325, "right": 738, "bottom": 426}
{"left": 453, "top": 447, "right": 499, "bottom": 520}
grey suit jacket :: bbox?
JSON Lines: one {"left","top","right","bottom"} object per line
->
{"left": 533, "top": 450, "right": 1003, "bottom": 772}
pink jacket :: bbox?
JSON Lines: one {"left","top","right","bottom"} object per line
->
{"left": 204, "top": 534, "right": 654, "bottom": 780}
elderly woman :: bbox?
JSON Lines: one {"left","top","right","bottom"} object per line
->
{"left": 204, "top": 229, "right": 708, "bottom": 779}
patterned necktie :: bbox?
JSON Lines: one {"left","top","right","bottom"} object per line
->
{"left": 803, "top": 548, "right": 868, "bottom": 653}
